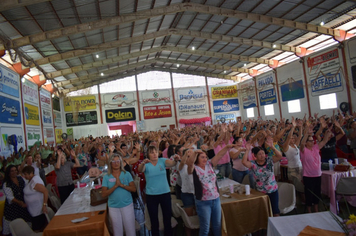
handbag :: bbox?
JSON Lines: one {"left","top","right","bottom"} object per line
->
{"left": 90, "top": 187, "right": 108, "bottom": 206}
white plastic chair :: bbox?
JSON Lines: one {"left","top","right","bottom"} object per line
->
{"left": 9, "top": 218, "right": 43, "bottom": 236}
{"left": 144, "top": 205, "right": 178, "bottom": 232}
{"left": 176, "top": 203, "right": 200, "bottom": 230}
{"left": 171, "top": 197, "right": 183, "bottom": 218}
{"left": 336, "top": 177, "right": 356, "bottom": 213}
{"left": 49, "top": 195, "right": 61, "bottom": 211}
{"left": 277, "top": 182, "right": 296, "bottom": 215}
{"left": 45, "top": 207, "right": 55, "bottom": 223}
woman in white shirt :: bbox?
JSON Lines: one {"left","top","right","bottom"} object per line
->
{"left": 22, "top": 165, "right": 49, "bottom": 232}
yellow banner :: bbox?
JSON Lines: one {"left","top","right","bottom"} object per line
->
{"left": 211, "top": 85, "right": 238, "bottom": 99}
{"left": 64, "top": 95, "right": 96, "bottom": 112}
{"left": 24, "top": 103, "right": 40, "bottom": 126}
{"left": 55, "top": 129, "right": 62, "bottom": 143}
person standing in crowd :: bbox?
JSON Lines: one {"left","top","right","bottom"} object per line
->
{"left": 213, "top": 124, "right": 232, "bottom": 178}
{"left": 138, "top": 146, "right": 179, "bottom": 236}
{"left": 19, "top": 154, "right": 40, "bottom": 177}
{"left": 55, "top": 148, "right": 81, "bottom": 203}
{"left": 348, "top": 120, "right": 356, "bottom": 158}
{"left": 300, "top": 125, "right": 332, "bottom": 213}
{"left": 102, "top": 155, "right": 136, "bottom": 236}
{"left": 2, "top": 165, "right": 32, "bottom": 236}
{"left": 242, "top": 139, "right": 282, "bottom": 216}
{"left": 187, "top": 144, "right": 234, "bottom": 236}
{"left": 34, "top": 153, "right": 47, "bottom": 185}
{"left": 22, "top": 165, "right": 49, "bottom": 232}
{"left": 230, "top": 136, "right": 253, "bottom": 184}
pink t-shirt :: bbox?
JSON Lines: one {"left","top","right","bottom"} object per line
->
{"left": 162, "top": 148, "right": 168, "bottom": 158}
{"left": 214, "top": 142, "right": 231, "bottom": 165}
{"left": 300, "top": 144, "right": 321, "bottom": 177}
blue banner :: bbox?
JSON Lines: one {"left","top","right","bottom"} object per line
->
{"left": 0, "top": 66, "right": 20, "bottom": 98}
{"left": 259, "top": 88, "right": 277, "bottom": 106}
{"left": 215, "top": 113, "right": 235, "bottom": 122}
{"left": 0, "top": 96, "right": 22, "bottom": 124}
{"left": 242, "top": 94, "right": 257, "bottom": 109}
{"left": 213, "top": 99, "right": 239, "bottom": 113}
{"left": 281, "top": 80, "right": 305, "bottom": 102}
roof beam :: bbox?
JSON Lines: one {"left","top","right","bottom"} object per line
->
{"left": 61, "top": 67, "right": 236, "bottom": 94}
{"left": 33, "top": 29, "right": 300, "bottom": 67}
{"left": 7, "top": 3, "right": 352, "bottom": 49}
{"left": 0, "top": 0, "right": 52, "bottom": 12}
{"left": 48, "top": 45, "right": 279, "bottom": 79}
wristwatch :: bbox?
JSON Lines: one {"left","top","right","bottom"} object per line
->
{"left": 43, "top": 203, "right": 47, "bottom": 206}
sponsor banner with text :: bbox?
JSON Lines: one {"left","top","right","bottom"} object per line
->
{"left": 42, "top": 109, "right": 53, "bottom": 126}
{"left": 0, "top": 64, "right": 20, "bottom": 98}
{"left": 259, "top": 88, "right": 277, "bottom": 106}
{"left": 215, "top": 113, "right": 235, "bottom": 123}
{"left": 211, "top": 85, "right": 238, "bottom": 100}
{"left": 105, "top": 108, "right": 136, "bottom": 123}
{"left": 178, "top": 102, "right": 207, "bottom": 116}
{"left": 64, "top": 95, "right": 96, "bottom": 112}
{"left": 22, "top": 80, "right": 39, "bottom": 104}
{"left": 0, "top": 127, "right": 25, "bottom": 158}
{"left": 26, "top": 126, "right": 42, "bottom": 147}
{"left": 0, "top": 96, "right": 22, "bottom": 124}
{"left": 40, "top": 89, "right": 52, "bottom": 110}
{"left": 141, "top": 90, "right": 171, "bottom": 104}
{"left": 213, "top": 99, "right": 239, "bottom": 113}
{"left": 55, "top": 129, "right": 62, "bottom": 143}
{"left": 176, "top": 87, "right": 205, "bottom": 101}
{"left": 66, "top": 111, "right": 98, "bottom": 127}
{"left": 104, "top": 92, "right": 135, "bottom": 107}
{"left": 24, "top": 103, "right": 40, "bottom": 126}
{"left": 143, "top": 105, "right": 172, "bottom": 119}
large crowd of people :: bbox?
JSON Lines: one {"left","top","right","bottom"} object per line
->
{"left": 0, "top": 111, "right": 356, "bottom": 236}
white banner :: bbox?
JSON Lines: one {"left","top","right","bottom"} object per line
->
{"left": 141, "top": 90, "right": 171, "bottom": 104}
{"left": 0, "top": 126, "right": 25, "bottom": 158}
{"left": 22, "top": 80, "right": 39, "bottom": 105}
{"left": 256, "top": 73, "right": 275, "bottom": 90}
{"left": 178, "top": 102, "right": 207, "bottom": 116}
{"left": 26, "top": 126, "right": 42, "bottom": 147}
{"left": 40, "top": 89, "right": 51, "bottom": 110}
{"left": 42, "top": 109, "right": 53, "bottom": 126}
{"left": 43, "top": 127, "right": 55, "bottom": 145}
{"left": 176, "top": 87, "right": 205, "bottom": 102}
{"left": 104, "top": 92, "right": 135, "bottom": 107}
{"left": 54, "top": 111, "right": 62, "bottom": 127}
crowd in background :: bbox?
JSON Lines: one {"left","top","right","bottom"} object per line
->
{"left": 0, "top": 110, "right": 356, "bottom": 236}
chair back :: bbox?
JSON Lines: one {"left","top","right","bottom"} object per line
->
{"left": 49, "top": 195, "right": 61, "bottom": 211}
{"left": 10, "top": 218, "right": 37, "bottom": 236}
{"left": 171, "top": 198, "right": 182, "bottom": 218}
{"left": 176, "top": 203, "right": 194, "bottom": 229}
{"left": 336, "top": 177, "right": 356, "bottom": 195}
{"left": 277, "top": 182, "right": 296, "bottom": 214}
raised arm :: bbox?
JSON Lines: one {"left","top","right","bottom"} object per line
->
{"left": 211, "top": 144, "right": 233, "bottom": 167}
{"left": 300, "top": 125, "right": 309, "bottom": 153}
{"left": 265, "top": 139, "right": 282, "bottom": 163}
{"left": 242, "top": 143, "right": 253, "bottom": 169}
{"left": 318, "top": 130, "right": 332, "bottom": 150}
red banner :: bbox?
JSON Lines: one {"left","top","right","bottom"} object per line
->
{"left": 143, "top": 105, "right": 172, "bottom": 119}
{"left": 307, "top": 49, "right": 338, "bottom": 68}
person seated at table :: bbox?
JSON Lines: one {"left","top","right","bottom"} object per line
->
{"left": 55, "top": 148, "right": 81, "bottom": 203}
{"left": 2, "top": 165, "right": 32, "bottom": 236}
{"left": 138, "top": 146, "right": 180, "bottom": 236}
{"left": 242, "top": 139, "right": 282, "bottom": 217}
{"left": 187, "top": 145, "right": 234, "bottom": 236}
{"left": 300, "top": 125, "right": 332, "bottom": 213}
{"left": 22, "top": 165, "right": 49, "bottom": 232}
{"left": 102, "top": 154, "right": 136, "bottom": 236}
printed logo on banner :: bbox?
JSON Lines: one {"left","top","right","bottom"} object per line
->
{"left": 0, "top": 65, "right": 20, "bottom": 98}
{"left": 44, "top": 128, "right": 55, "bottom": 145}
{"left": 177, "top": 88, "right": 205, "bottom": 101}
{"left": 104, "top": 92, "right": 135, "bottom": 107}
{"left": 106, "top": 108, "right": 136, "bottom": 123}
{"left": 141, "top": 90, "right": 170, "bottom": 104}
{"left": 26, "top": 127, "right": 42, "bottom": 147}
{"left": 242, "top": 94, "right": 257, "bottom": 109}
{"left": 281, "top": 80, "right": 305, "bottom": 102}
{"left": 0, "top": 96, "right": 21, "bottom": 124}
{"left": 0, "top": 127, "right": 25, "bottom": 158}
{"left": 259, "top": 88, "right": 277, "bottom": 106}
{"left": 178, "top": 102, "right": 207, "bottom": 116}
{"left": 310, "top": 72, "right": 343, "bottom": 96}
{"left": 52, "top": 96, "right": 60, "bottom": 111}
{"left": 257, "top": 74, "right": 274, "bottom": 90}
{"left": 211, "top": 85, "right": 238, "bottom": 100}
{"left": 215, "top": 113, "right": 235, "bottom": 122}
{"left": 307, "top": 49, "right": 339, "bottom": 74}
{"left": 55, "top": 129, "right": 62, "bottom": 143}
{"left": 213, "top": 99, "right": 239, "bottom": 113}
{"left": 40, "top": 89, "right": 51, "bottom": 110}
{"left": 42, "top": 109, "right": 52, "bottom": 125}
{"left": 24, "top": 103, "right": 40, "bottom": 126}
{"left": 66, "top": 111, "right": 98, "bottom": 127}
{"left": 54, "top": 111, "right": 62, "bottom": 127}
{"left": 64, "top": 95, "right": 96, "bottom": 112}
{"left": 143, "top": 105, "right": 172, "bottom": 119}
{"left": 22, "top": 81, "right": 38, "bottom": 104}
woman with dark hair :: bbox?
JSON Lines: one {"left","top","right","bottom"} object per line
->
{"left": 138, "top": 146, "right": 179, "bottom": 236}
{"left": 102, "top": 154, "right": 136, "bottom": 236}
{"left": 22, "top": 165, "right": 49, "bottom": 232}
{"left": 2, "top": 165, "right": 32, "bottom": 235}
{"left": 187, "top": 145, "right": 233, "bottom": 236}
{"left": 230, "top": 136, "right": 252, "bottom": 184}
{"left": 242, "top": 139, "right": 282, "bottom": 216}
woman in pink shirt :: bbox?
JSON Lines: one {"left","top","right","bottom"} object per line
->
{"left": 300, "top": 126, "right": 332, "bottom": 213}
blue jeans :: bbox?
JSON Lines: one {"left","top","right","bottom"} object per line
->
{"left": 216, "top": 163, "right": 231, "bottom": 178}
{"left": 195, "top": 197, "right": 221, "bottom": 236}
{"left": 231, "top": 168, "right": 254, "bottom": 185}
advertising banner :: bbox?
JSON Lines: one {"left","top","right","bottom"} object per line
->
{"left": 281, "top": 80, "right": 305, "bottom": 102}
{"left": 55, "top": 129, "right": 62, "bottom": 143}
{"left": 54, "top": 111, "right": 62, "bottom": 127}
{"left": 26, "top": 126, "right": 42, "bottom": 147}
{"left": 64, "top": 95, "right": 96, "bottom": 112}
{"left": 176, "top": 87, "right": 205, "bottom": 102}
{"left": 178, "top": 102, "right": 207, "bottom": 116}
{"left": 306, "top": 48, "right": 344, "bottom": 96}
{"left": 242, "top": 94, "right": 257, "bottom": 109}
{"left": 0, "top": 64, "right": 20, "bottom": 98}
{"left": 105, "top": 108, "right": 136, "bottom": 123}
{"left": 0, "top": 127, "right": 25, "bottom": 158}
{"left": 104, "top": 92, "right": 135, "bottom": 107}
{"left": 257, "top": 73, "right": 275, "bottom": 90}
{"left": 240, "top": 80, "right": 257, "bottom": 109}
{"left": 211, "top": 85, "right": 238, "bottom": 99}
{"left": 143, "top": 105, "right": 172, "bottom": 119}
{"left": 43, "top": 127, "right": 55, "bottom": 145}
{"left": 52, "top": 96, "right": 60, "bottom": 111}
{"left": 215, "top": 113, "right": 235, "bottom": 122}
{"left": 259, "top": 88, "right": 277, "bottom": 106}
{"left": 22, "top": 80, "right": 39, "bottom": 104}
{"left": 141, "top": 90, "right": 171, "bottom": 104}
{"left": 40, "top": 89, "right": 51, "bottom": 110}
{"left": 42, "top": 109, "right": 53, "bottom": 126}
{"left": 213, "top": 99, "right": 239, "bottom": 113}
{"left": 0, "top": 96, "right": 22, "bottom": 124}
{"left": 24, "top": 103, "right": 40, "bottom": 126}
{"left": 67, "top": 128, "right": 74, "bottom": 140}
{"left": 66, "top": 111, "right": 98, "bottom": 127}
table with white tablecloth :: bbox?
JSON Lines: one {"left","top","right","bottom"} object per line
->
{"left": 267, "top": 212, "right": 344, "bottom": 236}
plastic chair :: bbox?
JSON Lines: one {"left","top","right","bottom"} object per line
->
{"left": 144, "top": 205, "right": 178, "bottom": 232}
{"left": 45, "top": 207, "right": 55, "bottom": 223}
{"left": 277, "top": 182, "right": 296, "bottom": 215}
{"left": 176, "top": 203, "right": 200, "bottom": 230}
{"left": 9, "top": 218, "right": 43, "bottom": 236}
{"left": 336, "top": 177, "right": 356, "bottom": 213}
{"left": 171, "top": 197, "right": 183, "bottom": 218}
{"left": 49, "top": 195, "right": 61, "bottom": 211}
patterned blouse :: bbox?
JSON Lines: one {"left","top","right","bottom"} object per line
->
{"left": 194, "top": 161, "right": 219, "bottom": 201}
{"left": 250, "top": 156, "right": 278, "bottom": 194}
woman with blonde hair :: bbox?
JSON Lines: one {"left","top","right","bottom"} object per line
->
{"left": 102, "top": 154, "right": 136, "bottom": 236}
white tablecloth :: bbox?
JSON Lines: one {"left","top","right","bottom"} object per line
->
{"left": 217, "top": 178, "right": 239, "bottom": 189}
{"left": 55, "top": 187, "right": 107, "bottom": 216}
{"left": 267, "top": 212, "right": 344, "bottom": 236}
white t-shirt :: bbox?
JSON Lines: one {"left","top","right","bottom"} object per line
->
{"left": 179, "top": 164, "right": 194, "bottom": 194}
{"left": 24, "top": 175, "right": 44, "bottom": 217}
{"left": 285, "top": 145, "right": 302, "bottom": 169}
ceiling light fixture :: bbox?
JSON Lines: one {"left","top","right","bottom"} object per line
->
{"left": 21, "top": 77, "right": 25, "bottom": 83}
{"left": 177, "top": 64, "right": 180, "bottom": 67}
{"left": 244, "top": 63, "right": 247, "bottom": 67}
{"left": 273, "top": 44, "right": 277, "bottom": 48}
{"left": 320, "top": 21, "right": 325, "bottom": 26}
{"left": 192, "top": 46, "right": 195, "bottom": 50}
{"left": 96, "top": 55, "right": 99, "bottom": 58}
{"left": 224, "top": 70, "right": 227, "bottom": 73}
{"left": 100, "top": 73, "right": 104, "bottom": 76}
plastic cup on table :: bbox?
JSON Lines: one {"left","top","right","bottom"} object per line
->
{"left": 245, "top": 185, "right": 250, "bottom": 195}
{"left": 334, "top": 158, "right": 339, "bottom": 165}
